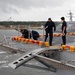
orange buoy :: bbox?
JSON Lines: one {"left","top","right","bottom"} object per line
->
{"left": 18, "top": 37, "right": 21, "bottom": 41}
{"left": 28, "top": 39, "right": 32, "bottom": 43}
{"left": 21, "top": 38, "right": 25, "bottom": 42}
{"left": 25, "top": 39, "right": 29, "bottom": 43}
{"left": 14, "top": 36, "right": 18, "bottom": 41}
{"left": 36, "top": 41, "right": 39, "bottom": 45}
{"left": 39, "top": 41, "right": 43, "bottom": 46}
{"left": 62, "top": 45, "right": 67, "bottom": 50}
{"left": 31, "top": 40, "right": 35, "bottom": 44}
{"left": 70, "top": 33, "right": 73, "bottom": 35}
{"left": 66, "top": 45, "right": 70, "bottom": 48}
{"left": 12, "top": 37, "right": 15, "bottom": 40}
{"left": 44, "top": 42, "right": 49, "bottom": 47}
{"left": 73, "top": 32, "right": 75, "bottom": 35}
{"left": 70, "top": 46, "right": 75, "bottom": 52}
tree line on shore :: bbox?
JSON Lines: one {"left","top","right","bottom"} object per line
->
{"left": 0, "top": 21, "right": 61, "bottom": 26}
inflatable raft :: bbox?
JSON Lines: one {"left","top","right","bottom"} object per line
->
{"left": 12, "top": 36, "right": 49, "bottom": 47}
{"left": 40, "top": 32, "right": 75, "bottom": 37}
{"left": 12, "top": 36, "right": 75, "bottom": 52}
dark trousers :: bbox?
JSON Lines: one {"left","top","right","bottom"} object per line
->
{"left": 45, "top": 31, "right": 53, "bottom": 46}
{"left": 62, "top": 32, "right": 66, "bottom": 45}
{"left": 62, "top": 35, "right": 66, "bottom": 45}
{"left": 33, "top": 36, "right": 38, "bottom": 40}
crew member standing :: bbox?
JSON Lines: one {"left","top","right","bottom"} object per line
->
{"left": 44, "top": 18, "right": 56, "bottom": 46}
{"left": 61, "top": 17, "right": 67, "bottom": 45}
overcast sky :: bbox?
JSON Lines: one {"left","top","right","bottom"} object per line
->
{"left": 0, "top": 0, "right": 75, "bottom": 21}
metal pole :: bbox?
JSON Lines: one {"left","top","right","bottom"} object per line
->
{"left": 42, "top": 25, "right": 45, "bottom": 42}
{"left": 28, "top": 25, "right": 30, "bottom": 39}
{"left": 41, "top": 25, "right": 45, "bottom": 47}
{"left": 18, "top": 25, "right": 20, "bottom": 36}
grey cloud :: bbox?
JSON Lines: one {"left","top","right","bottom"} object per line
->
{"left": 0, "top": 0, "right": 67, "bottom": 13}
{"left": 0, "top": 0, "right": 20, "bottom": 14}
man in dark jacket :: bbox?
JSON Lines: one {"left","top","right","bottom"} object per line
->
{"left": 61, "top": 17, "right": 67, "bottom": 45}
{"left": 20, "top": 29, "right": 39, "bottom": 40}
{"left": 44, "top": 18, "right": 56, "bottom": 46}
{"left": 20, "top": 29, "right": 30, "bottom": 38}
{"left": 32, "top": 30, "right": 39, "bottom": 40}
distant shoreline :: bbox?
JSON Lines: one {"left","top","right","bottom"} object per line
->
{"left": 0, "top": 27, "right": 43, "bottom": 30}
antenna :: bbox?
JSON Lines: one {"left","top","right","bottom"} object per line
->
{"left": 67, "top": 10, "right": 74, "bottom": 22}
{"left": 7, "top": 17, "right": 12, "bottom": 21}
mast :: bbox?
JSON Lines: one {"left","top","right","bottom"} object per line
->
{"left": 67, "top": 10, "right": 74, "bottom": 22}
{"left": 7, "top": 17, "right": 12, "bottom": 21}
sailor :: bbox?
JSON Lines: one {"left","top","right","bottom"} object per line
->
{"left": 20, "top": 29, "right": 30, "bottom": 39}
{"left": 20, "top": 29, "right": 39, "bottom": 40}
{"left": 61, "top": 17, "right": 67, "bottom": 45}
{"left": 32, "top": 30, "right": 39, "bottom": 40}
{"left": 44, "top": 18, "right": 56, "bottom": 46}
